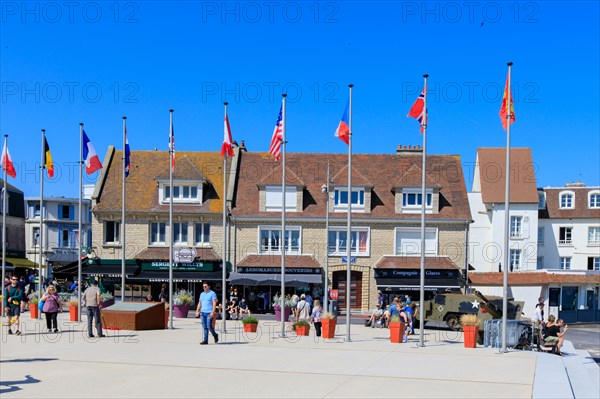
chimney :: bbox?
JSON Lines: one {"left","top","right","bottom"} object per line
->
{"left": 565, "top": 180, "right": 586, "bottom": 188}
{"left": 396, "top": 144, "right": 423, "bottom": 155}
{"left": 239, "top": 140, "right": 247, "bottom": 152}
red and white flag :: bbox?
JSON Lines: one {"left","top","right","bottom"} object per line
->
{"left": 221, "top": 114, "right": 235, "bottom": 157}
{"left": 268, "top": 106, "right": 284, "bottom": 160}
{"left": 1, "top": 139, "right": 16, "bottom": 178}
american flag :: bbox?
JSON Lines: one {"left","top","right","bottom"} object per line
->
{"left": 407, "top": 88, "right": 427, "bottom": 133}
{"left": 268, "top": 106, "right": 283, "bottom": 160}
{"left": 169, "top": 121, "right": 175, "bottom": 169}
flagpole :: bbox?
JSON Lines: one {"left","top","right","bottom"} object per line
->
{"left": 418, "top": 74, "right": 429, "bottom": 347}
{"left": 222, "top": 102, "right": 228, "bottom": 334}
{"left": 345, "top": 84, "right": 353, "bottom": 342}
{"left": 78, "top": 124, "right": 84, "bottom": 321}
{"left": 323, "top": 161, "right": 330, "bottom": 315}
{"left": 121, "top": 117, "right": 127, "bottom": 303}
{"left": 280, "top": 94, "right": 287, "bottom": 338}
{"left": 501, "top": 62, "right": 513, "bottom": 353}
{"left": 168, "top": 109, "right": 174, "bottom": 330}
{"left": 1, "top": 135, "right": 7, "bottom": 318}
{"left": 39, "top": 129, "right": 45, "bottom": 319}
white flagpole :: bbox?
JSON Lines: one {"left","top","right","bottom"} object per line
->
{"left": 78, "top": 124, "right": 84, "bottom": 321}
{"left": 168, "top": 109, "right": 174, "bottom": 329}
{"left": 323, "top": 161, "right": 330, "bottom": 315}
{"left": 1, "top": 135, "right": 7, "bottom": 318}
{"left": 39, "top": 129, "right": 45, "bottom": 319}
{"left": 222, "top": 102, "right": 228, "bottom": 334}
{"left": 121, "top": 117, "right": 127, "bottom": 303}
{"left": 280, "top": 94, "right": 287, "bottom": 337}
{"left": 345, "top": 83, "right": 353, "bottom": 342}
{"left": 501, "top": 62, "right": 514, "bottom": 353}
{"left": 418, "top": 74, "right": 429, "bottom": 347}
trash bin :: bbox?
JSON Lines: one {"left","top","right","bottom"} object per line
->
{"left": 329, "top": 300, "right": 339, "bottom": 317}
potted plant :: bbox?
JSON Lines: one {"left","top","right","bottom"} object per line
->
{"left": 99, "top": 292, "right": 114, "bottom": 309}
{"left": 272, "top": 294, "right": 294, "bottom": 322}
{"left": 28, "top": 292, "right": 39, "bottom": 319}
{"left": 389, "top": 315, "right": 406, "bottom": 343}
{"left": 460, "top": 314, "right": 479, "bottom": 348}
{"left": 67, "top": 299, "right": 79, "bottom": 322}
{"left": 293, "top": 319, "right": 310, "bottom": 336}
{"left": 241, "top": 316, "right": 259, "bottom": 333}
{"left": 321, "top": 312, "right": 337, "bottom": 339}
{"left": 172, "top": 290, "right": 194, "bottom": 318}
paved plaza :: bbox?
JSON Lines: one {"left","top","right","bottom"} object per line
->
{"left": 2, "top": 313, "right": 598, "bottom": 398}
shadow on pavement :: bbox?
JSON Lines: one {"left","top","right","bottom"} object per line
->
{"left": 0, "top": 374, "right": 42, "bottom": 395}
{"left": 0, "top": 358, "right": 58, "bottom": 363}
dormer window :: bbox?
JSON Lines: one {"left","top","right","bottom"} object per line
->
{"left": 559, "top": 191, "right": 574, "bottom": 209}
{"left": 334, "top": 188, "right": 365, "bottom": 212}
{"left": 401, "top": 188, "right": 433, "bottom": 213}
{"left": 159, "top": 182, "right": 202, "bottom": 204}
{"left": 264, "top": 185, "right": 297, "bottom": 212}
{"left": 589, "top": 191, "right": 600, "bottom": 209}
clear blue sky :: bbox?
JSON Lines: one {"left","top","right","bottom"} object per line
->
{"left": 1, "top": 1, "right": 599, "bottom": 198}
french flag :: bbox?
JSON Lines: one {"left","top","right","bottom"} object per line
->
{"left": 82, "top": 130, "right": 103, "bottom": 174}
{"left": 334, "top": 99, "right": 350, "bottom": 144}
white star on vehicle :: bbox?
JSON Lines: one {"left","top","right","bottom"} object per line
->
{"left": 471, "top": 300, "right": 480, "bottom": 309}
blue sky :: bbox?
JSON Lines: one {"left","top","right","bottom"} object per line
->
{"left": 1, "top": 1, "right": 599, "bottom": 198}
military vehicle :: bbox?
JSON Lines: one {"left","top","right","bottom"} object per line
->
{"left": 415, "top": 290, "right": 524, "bottom": 329}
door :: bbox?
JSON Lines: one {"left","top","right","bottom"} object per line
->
{"left": 333, "top": 271, "right": 362, "bottom": 310}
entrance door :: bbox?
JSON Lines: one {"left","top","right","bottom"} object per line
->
{"left": 333, "top": 271, "right": 362, "bottom": 310}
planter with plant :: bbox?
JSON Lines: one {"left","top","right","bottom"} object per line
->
{"left": 272, "top": 294, "right": 294, "bottom": 322}
{"left": 460, "top": 314, "right": 479, "bottom": 348}
{"left": 99, "top": 292, "right": 114, "bottom": 309}
{"left": 293, "top": 319, "right": 310, "bottom": 336}
{"left": 172, "top": 290, "right": 194, "bottom": 318}
{"left": 321, "top": 312, "right": 337, "bottom": 339}
{"left": 389, "top": 315, "right": 406, "bottom": 343}
{"left": 67, "top": 300, "right": 79, "bottom": 322}
{"left": 28, "top": 292, "right": 39, "bottom": 319}
{"left": 241, "top": 316, "right": 259, "bottom": 333}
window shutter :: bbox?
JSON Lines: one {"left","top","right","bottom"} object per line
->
{"left": 523, "top": 216, "right": 530, "bottom": 239}
{"left": 69, "top": 205, "right": 75, "bottom": 220}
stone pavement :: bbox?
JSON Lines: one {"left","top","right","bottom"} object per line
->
{"left": 0, "top": 313, "right": 597, "bottom": 398}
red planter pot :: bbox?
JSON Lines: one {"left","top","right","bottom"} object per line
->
{"left": 389, "top": 322, "right": 406, "bottom": 343}
{"left": 463, "top": 326, "right": 479, "bottom": 348}
{"left": 30, "top": 304, "right": 39, "bottom": 319}
{"left": 173, "top": 305, "right": 189, "bottom": 318}
{"left": 69, "top": 306, "right": 79, "bottom": 322}
{"left": 243, "top": 323, "right": 258, "bottom": 333}
{"left": 321, "top": 318, "right": 337, "bottom": 339}
{"left": 295, "top": 325, "right": 310, "bottom": 336}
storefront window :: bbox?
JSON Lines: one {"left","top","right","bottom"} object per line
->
{"left": 561, "top": 286, "right": 578, "bottom": 311}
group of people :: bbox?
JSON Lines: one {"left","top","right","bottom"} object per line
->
{"left": 530, "top": 297, "right": 569, "bottom": 355}
{"left": 367, "top": 292, "right": 416, "bottom": 335}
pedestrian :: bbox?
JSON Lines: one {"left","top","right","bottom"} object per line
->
{"left": 531, "top": 302, "right": 545, "bottom": 330}
{"left": 41, "top": 285, "right": 62, "bottom": 333}
{"left": 83, "top": 279, "right": 105, "bottom": 338}
{"left": 404, "top": 300, "right": 414, "bottom": 336}
{"left": 296, "top": 294, "right": 310, "bottom": 321}
{"left": 195, "top": 282, "right": 219, "bottom": 345}
{"left": 158, "top": 283, "right": 168, "bottom": 303}
{"left": 311, "top": 299, "right": 323, "bottom": 337}
{"left": 3, "top": 275, "right": 23, "bottom": 335}
{"left": 18, "top": 276, "right": 29, "bottom": 312}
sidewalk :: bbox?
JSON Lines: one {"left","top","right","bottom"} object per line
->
{"left": 0, "top": 313, "right": 595, "bottom": 398}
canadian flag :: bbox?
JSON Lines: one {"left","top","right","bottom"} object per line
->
{"left": 1, "top": 139, "right": 16, "bottom": 178}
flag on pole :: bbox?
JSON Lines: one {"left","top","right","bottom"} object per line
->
{"left": 124, "top": 127, "right": 131, "bottom": 177}
{"left": 222, "top": 114, "right": 234, "bottom": 157}
{"left": 268, "top": 106, "right": 284, "bottom": 160}
{"left": 1, "top": 139, "right": 16, "bottom": 178}
{"left": 334, "top": 99, "right": 350, "bottom": 144}
{"left": 82, "top": 130, "right": 103, "bottom": 174}
{"left": 43, "top": 136, "right": 54, "bottom": 178}
{"left": 169, "top": 121, "right": 175, "bottom": 168}
{"left": 499, "top": 74, "right": 516, "bottom": 130}
{"left": 408, "top": 88, "right": 427, "bottom": 133}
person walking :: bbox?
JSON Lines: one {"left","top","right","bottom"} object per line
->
{"left": 296, "top": 294, "right": 310, "bottom": 321}
{"left": 3, "top": 276, "right": 23, "bottom": 335}
{"left": 83, "top": 279, "right": 105, "bottom": 338}
{"left": 41, "top": 285, "right": 62, "bottom": 333}
{"left": 311, "top": 299, "right": 323, "bottom": 337}
{"left": 195, "top": 282, "right": 219, "bottom": 345}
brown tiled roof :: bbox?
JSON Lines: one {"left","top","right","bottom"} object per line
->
{"left": 257, "top": 163, "right": 305, "bottom": 186}
{"left": 375, "top": 256, "right": 460, "bottom": 270}
{"left": 134, "top": 247, "right": 221, "bottom": 261}
{"left": 331, "top": 165, "right": 372, "bottom": 187}
{"left": 394, "top": 164, "right": 441, "bottom": 188}
{"left": 231, "top": 152, "right": 471, "bottom": 220}
{"left": 238, "top": 255, "right": 321, "bottom": 268}
{"left": 476, "top": 148, "right": 538, "bottom": 204}
{"left": 469, "top": 271, "right": 600, "bottom": 286}
{"left": 94, "top": 150, "right": 227, "bottom": 214}
{"left": 540, "top": 187, "right": 600, "bottom": 219}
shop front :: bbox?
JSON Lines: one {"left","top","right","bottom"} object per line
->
{"left": 81, "top": 259, "right": 140, "bottom": 299}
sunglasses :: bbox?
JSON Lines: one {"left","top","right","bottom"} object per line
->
{"left": 11, "top": 278, "right": 18, "bottom": 281}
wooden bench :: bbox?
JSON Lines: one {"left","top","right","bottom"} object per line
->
{"left": 537, "top": 329, "right": 558, "bottom": 354}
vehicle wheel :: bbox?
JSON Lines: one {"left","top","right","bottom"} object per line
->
{"left": 445, "top": 314, "right": 460, "bottom": 330}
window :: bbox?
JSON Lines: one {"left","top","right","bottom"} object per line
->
{"left": 32, "top": 227, "right": 40, "bottom": 247}
{"left": 401, "top": 189, "right": 433, "bottom": 211}
{"left": 104, "top": 221, "right": 120, "bottom": 244}
{"left": 538, "top": 191, "right": 546, "bottom": 209}
{"left": 150, "top": 223, "right": 166, "bottom": 244}
{"left": 61, "top": 229, "right": 70, "bottom": 247}
{"left": 334, "top": 188, "right": 365, "bottom": 211}
{"left": 559, "top": 257, "right": 571, "bottom": 270}
{"left": 259, "top": 227, "right": 300, "bottom": 254}
{"left": 394, "top": 227, "right": 437, "bottom": 256}
{"left": 161, "top": 183, "right": 201, "bottom": 204}
{"left": 588, "top": 257, "right": 600, "bottom": 271}
{"left": 33, "top": 203, "right": 41, "bottom": 218}
{"left": 510, "top": 216, "right": 523, "bottom": 238}
{"left": 559, "top": 192, "right": 574, "bottom": 209}
{"left": 264, "top": 186, "right": 297, "bottom": 212}
{"left": 195, "top": 223, "right": 210, "bottom": 245}
{"left": 328, "top": 228, "right": 369, "bottom": 256}
{"left": 536, "top": 256, "right": 543, "bottom": 269}
{"left": 173, "top": 223, "right": 188, "bottom": 244}
{"left": 561, "top": 286, "right": 578, "bottom": 311}
{"left": 559, "top": 227, "right": 572, "bottom": 245}
{"left": 59, "top": 204, "right": 72, "bottom": 220}
{"left": 510, "top": 249, "right": 521, "bottom": 271}
{"left": 538, "top": 227, "right": 544, "bottom": 245}
{"left": 588, "top": 227, "right": 600, "bottom": 244}
{"left": 589, "top": 191, "right": 600, "bottom": 208}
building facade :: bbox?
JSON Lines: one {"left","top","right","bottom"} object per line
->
{"left": 0, "top": 179, "right": 30, "bottom": 274}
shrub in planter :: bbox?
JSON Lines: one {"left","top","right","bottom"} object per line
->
{"left": 172, "top": 290, "right": 194, "bottom": 318}
{"left": 28, "top": 292, "right": 39, "bottom": 319}
{"left": 293, "top": 319, "right": 310, "bottom": 336}
{"left": 241, "top": 316, "right": 259, "bottom": 333}
{"left": 321, "top": 312, "right": 337, "bottom": 339}
{"left": 460, "top": 314, "right": 479, "bottom": 348}
{"left": 389, "top": 315, "right": 406, "bottom": 343}
{"left": 67, "top": 300, "right": 79, "bottom": 322}
{"left": 99, "top": 292, "right": 114, "bottom": 309}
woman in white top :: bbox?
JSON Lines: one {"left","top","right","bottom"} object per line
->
{"left": 311, "top": 299, "right": 323, "bottom": 337}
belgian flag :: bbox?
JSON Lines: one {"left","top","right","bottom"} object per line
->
{"left": 44, "top": 136, "right": 54, "bottom": 178}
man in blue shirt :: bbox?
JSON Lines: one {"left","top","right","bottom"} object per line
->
{"left": 195, "top": 282, "right": 219, "bottom": 345}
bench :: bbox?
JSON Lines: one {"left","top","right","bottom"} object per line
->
{"left": 536, "top": 329, "right": 558, "bottom": 354}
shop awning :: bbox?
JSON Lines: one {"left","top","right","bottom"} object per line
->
{"left": 5, "top": 257, "right": 38, "bottom": 268}
{"left": 375, "top": 277, "right": 460, "bottom": 291}
{"left": 228, "top": 272, "right": 322, "bottom": 286}
{"left": 129, "top": 270, "right": 223, "bottom": 283}
{"left": 82, "top": 264, "right": 139, "bottom": 278}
